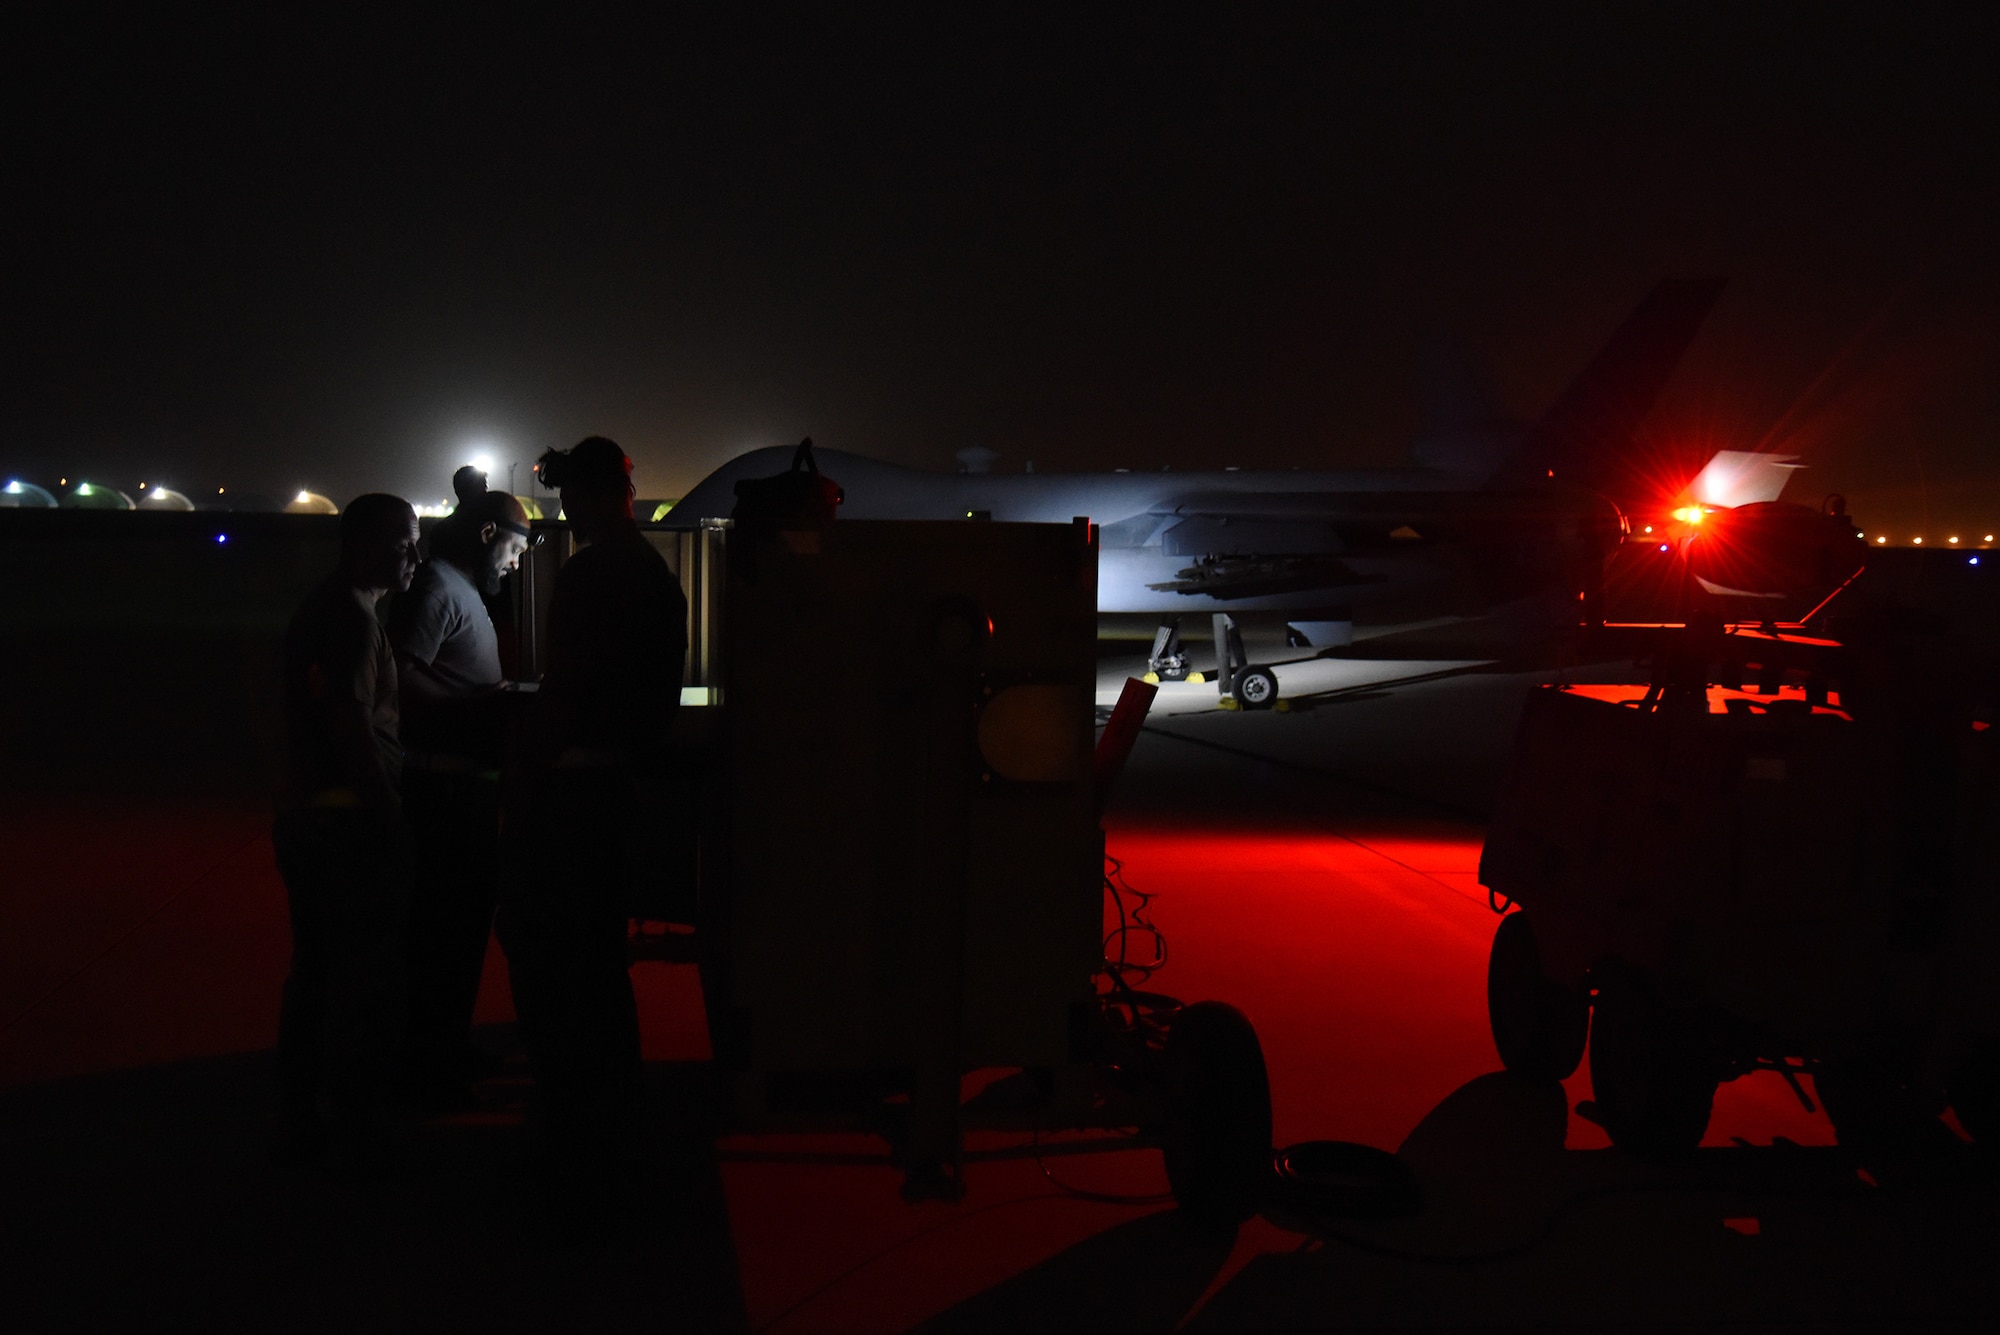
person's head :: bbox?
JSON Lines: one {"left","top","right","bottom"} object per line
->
{"left": 536, "top": 436, "right": 634, "bottom": 541}
{"left": 451, "top": 490, "right": 533, "bottom": 596}
{"left": 340, "top": 493, "right": 420, "bottom": 596}
{"left": 452, "top": 465, "right": 489, "bottom": 508}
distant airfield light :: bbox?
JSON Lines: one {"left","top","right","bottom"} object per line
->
{"left": 138, "top": 482, "right": 147, "bottom": 490}
{"left": 65, "top": 480, "right": 135, "bottom": 509}
{"left": 215, "top": 534, "right": 228, "bottom": 544}
{"left": 1877, "top": 536, "right": 1888, "bottom": 544}
{"left": 1972, "top": 556, "right": 1981, "bottom": 566}
{"left": 297, "top": 490, "right": 311, "bottom": 504}
{"left": 2, "top": 479, "right": 62, "bottom": 507}
{"left": 1658, "top": 543, "right": 1670, "bottom": 553}
{"left": 1642, "top": 524, "right": 1653, "bottom": 533}
{"left": 1950, "top": 536, "right": 1960, "bottom": 544}
{"left": 1914, "top": 537, "right": 1924, "bottom": 545}
{"left": 141, "top": 486, "right": 195, "bottom": 511}
{"left": 217, "top": 487, "right": 226, "bottom": 495}
{"left": 1988, "top": 535, "right": 1995, "bottom": 543}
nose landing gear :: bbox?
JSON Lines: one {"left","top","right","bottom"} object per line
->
{"left": 1145, "top": 619, "right": 1196, "bottom": 682}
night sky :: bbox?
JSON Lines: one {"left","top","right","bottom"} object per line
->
{"left": 6, "top": 4, "right": 1997, "bottom": 535}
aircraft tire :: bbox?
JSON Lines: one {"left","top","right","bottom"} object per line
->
{"left": 1587, "top": 964, "right": 1716, "bottom": 1160}
{"left": 1162, "top": 1001, "right": 1273, "bottom": 1227}
{"left": 1487, "top": 911, "right": 1590, "bottom": 1081}
{"left": 1233, "top": 666, "right": 1279, "bottom": 710}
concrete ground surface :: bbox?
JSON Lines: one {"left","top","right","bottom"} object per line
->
{"left": 3, "top": 660, "right": 1996, "bottom": 1332}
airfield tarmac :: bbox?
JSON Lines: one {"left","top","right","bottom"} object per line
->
{"left": 2, "top": 654, "right": 1995, "bottom": 1332}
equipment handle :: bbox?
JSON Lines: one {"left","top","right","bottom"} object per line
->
{"left": 1094, "top": 677, "right": 1158, "bottom": 820}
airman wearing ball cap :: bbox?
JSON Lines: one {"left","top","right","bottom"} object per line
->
{"left": 499, "top": 436, "right": 688, "bottom": 1202}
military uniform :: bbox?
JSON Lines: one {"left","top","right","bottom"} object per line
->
{"left": 275, "top": 575, "right": 410, "bottom": 1133}
{"left": 388, "top": 557, "right": 509, "bottom": 1098}
{"left": 499, "top": 530, "right": 687, "bottom": 1173}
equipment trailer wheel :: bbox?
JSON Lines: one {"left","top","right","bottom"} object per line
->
{"left": 1233, "top": 667, "right": 1279, "bottom": 710}
{"left": 1162, "top": 1001, "right": 1273, "bottom": 1226}
{"left": 1588, "top": 965, "right": 1717, "bottom": 1160}
{"left": 1487, "top": 911, "right": 1591, "bottom": 1081}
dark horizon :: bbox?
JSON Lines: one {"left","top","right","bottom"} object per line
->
{"left": 6, "top": 5, "right": 1998, "bottom": 535}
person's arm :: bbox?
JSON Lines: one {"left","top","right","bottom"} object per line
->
{"left": 317, "top": 625, "right": 400, "bottom": 813}
{"left": 394, "top": 651, "right": 458, "bottom": 706}
{"left": 386, "top": 583, "right": 456, "bottom": 706}
{"left": 325, "top": 700, "right": 399, "bottom": 812}
{"left": 516, "top": 553, "right": 597, "bottom": 768}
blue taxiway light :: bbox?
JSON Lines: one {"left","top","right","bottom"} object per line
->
{"left": 215, "top": 534, "right": 228, "bottom": 544}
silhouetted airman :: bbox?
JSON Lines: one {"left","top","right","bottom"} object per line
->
{"left": 272, "top": 493, "right": 421, "bottom": 1169}
{"left": 498, "top": 436, "right": 687, "bottom": 1205}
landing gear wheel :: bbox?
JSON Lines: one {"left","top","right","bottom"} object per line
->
{"left": 1162, "top": 1001, "right": 1273, "bottom": 1227}
{"left": 1233, "top": 666, "right": 1279, "bottom": 710}
{"left": 1487, "top": 911, "right": 1590, "bottom": 1081}
{"left": 1156, "top": 662, "right": 1191, "bottom": 683}
{"left": 1587, "top": 965, "right": 1717, "bottom": 1160}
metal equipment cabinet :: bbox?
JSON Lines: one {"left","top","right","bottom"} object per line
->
{"left": 514, "top": 515, "right": 1273, "bottom": 1217}
{"left": 707, "top": 519, "right": 1103, "bottom": 1183}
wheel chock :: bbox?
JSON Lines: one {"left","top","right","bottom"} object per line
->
{"left": 1141, "top": 672, "right": 1161, "bottom": 684}
{"left": 1218, "top": 697, "right": 1241, "bottom": 710}
{"left": 1186, "top": 672, "right": 1206, "bottom": 684}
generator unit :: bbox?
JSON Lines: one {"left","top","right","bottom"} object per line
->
{"left": 1479, "top": 507, "right": 2000, "bottom": 1158}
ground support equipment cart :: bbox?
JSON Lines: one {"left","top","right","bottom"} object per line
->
{"left": 1478, "top": 549, "right": 2000, "bottom": 1158}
